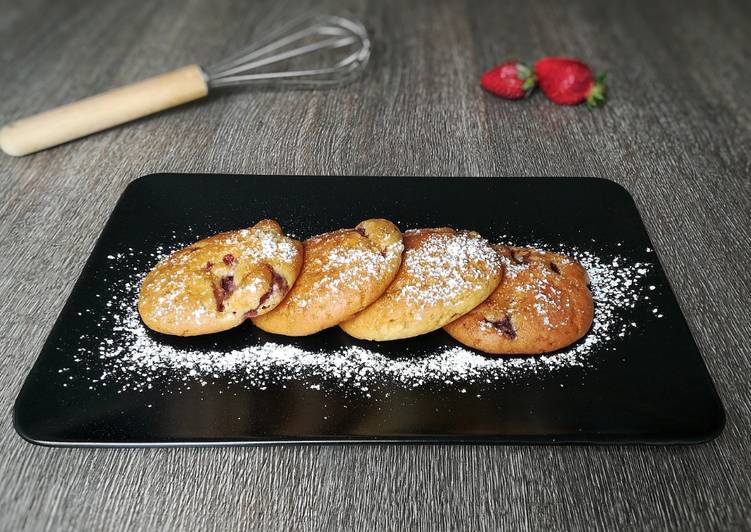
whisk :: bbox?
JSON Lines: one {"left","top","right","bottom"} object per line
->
{"left": 0, "top": 14, "right": 370, "bottom": 157}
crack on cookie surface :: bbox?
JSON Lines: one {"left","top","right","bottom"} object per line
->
{"left": 244, "top": 267, "right": 289, "bottom": 319}
{"left": 354, "top": 223, "right": 397, "bottom": 258}
{"left": 509, "top": 248, "right": 531, "bottom": 265}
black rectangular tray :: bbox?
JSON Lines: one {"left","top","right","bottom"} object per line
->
{"left": 13, "top": 175, "right": 725, "bottom": 446}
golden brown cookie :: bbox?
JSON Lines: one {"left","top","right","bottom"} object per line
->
{"left": 339, "top": 228, "right": 503, "bottom": 341}
{"left": 444, "top": 245, "right": 593, "bottom": 355}
{"left": 252, "top": 219, "right": 404, "bottom": 336}
{"left": 138, "top": 220, "right": 303, "bottom": 336}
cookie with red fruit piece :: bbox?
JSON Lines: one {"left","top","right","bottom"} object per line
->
{"left": 480, "top": 61, "right": 536, "bottom": 100}
{"left": 444, "top": 245, "right": 593, "bottom": 355}
{"left": 138, "top": 220, "right": 303, "bottom": 336}
{"left": 253, "top": 219, "right": 404, "bottom": 336}
{"left": 533, "top": 57, "right": 606, "bottom": 107}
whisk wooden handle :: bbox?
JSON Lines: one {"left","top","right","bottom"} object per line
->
{"left": 0, "top": 65, "right": 209, "bottom": 157}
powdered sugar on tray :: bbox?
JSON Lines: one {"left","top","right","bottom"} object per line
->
{"left": 72, "top": 237, "right": 659, "bottom": 395}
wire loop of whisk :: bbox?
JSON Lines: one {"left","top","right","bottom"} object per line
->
{"left": 205, "top": 15, "right": 370, "bottom": 88}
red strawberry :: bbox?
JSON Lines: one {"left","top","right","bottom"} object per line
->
{"left": 534, "top": 57, "right": 606, "bottom": 107}
{"left": 480, "top": 62, "right": 536, "bottom": 100}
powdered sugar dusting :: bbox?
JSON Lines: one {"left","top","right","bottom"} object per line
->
{"left": 70, "top": 238, "right": 660, "bottom": 397}
{"left": 395, "top": 230, "right": 501, "bottom": 314}
{"left": 492, "top": 247, "right": 582, "bottom": 331}
{"left": 299, "top": 234, "right": 403, "bottom": 306}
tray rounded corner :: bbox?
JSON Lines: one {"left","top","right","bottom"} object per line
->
{"left": 12, "top": 399, "right": 50, "bottom": 447}
{"left": 125, "top": 172, "right": 174, "bottom": 193}
{"left": 594, "top": 177, "right": 636, "bottom": 201}
{"left": 700, "top": 399, "right": 727, "bottom": 443}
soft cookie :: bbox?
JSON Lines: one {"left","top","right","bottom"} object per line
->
{"left": 138, "top": 220, "right": 303, "bottom": 336}
{"left": 339, "top": 228, "right": 503, "bottom": 341}
{"left": 444, "top": 245, "right": 593, "bottom": 355}
{"left": 252, "top": 219, "right": 404, "bottom": 336}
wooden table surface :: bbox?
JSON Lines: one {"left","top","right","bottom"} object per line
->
{"left": 1, "top": 0, "right": 749, "bottom": 529}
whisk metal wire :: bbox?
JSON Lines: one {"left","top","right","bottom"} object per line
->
{"left": 206, "top": 15, "right": 370, "bottom": 88}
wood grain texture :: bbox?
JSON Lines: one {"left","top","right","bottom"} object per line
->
{"left": 0, "top": 0, "right": 749, "bottom": 530}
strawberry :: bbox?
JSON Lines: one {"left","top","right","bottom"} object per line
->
{"left": 533, "top": 57, "right": 606, "bottom": 107}
{"left": 480, "top": 62, "right": 536, "bottom": 100}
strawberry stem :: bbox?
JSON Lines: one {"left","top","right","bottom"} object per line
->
{"left": 516, "top": 63, "right": 537, "bottom": 97}
{"left": 586, "top": 72, "right": 607, "bottom": 108}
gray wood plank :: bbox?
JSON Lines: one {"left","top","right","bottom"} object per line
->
{"left": 0, "top": 0, "right": 749, "bottom": 529}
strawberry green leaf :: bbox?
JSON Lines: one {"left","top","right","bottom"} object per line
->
{"left": 522, "top": 75, "right": 536, "bottom": 93}
{"left": 516, "top": 63, "right": 532, "bottom": 81}
{"left": 586, "top": 75, "right": 607, "bottom": 108}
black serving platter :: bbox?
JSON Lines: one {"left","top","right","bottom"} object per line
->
{"left": 14, "top": 175, "right": 725, "bottom": 446}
